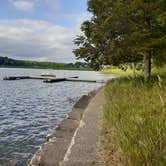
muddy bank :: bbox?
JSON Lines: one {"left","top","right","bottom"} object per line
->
{"left": 28, "top": 89, "right": 99, "bottom": 166}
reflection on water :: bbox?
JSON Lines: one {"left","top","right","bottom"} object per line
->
{"left": 0, "top": 68, "right": 114, "bottom": 165}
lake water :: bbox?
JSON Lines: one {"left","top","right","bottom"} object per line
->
{"left": 0, "top": 68, "right": 114, "bottom": 166}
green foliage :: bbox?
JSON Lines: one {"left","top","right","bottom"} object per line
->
{"left": 0, "top": 56, "right": 90, "bottom": 70}
{"left": 102, "top": 75, "right": 166, "bottom": 166}
{"left": 74, "top": 0, "right": 166, "bottom": 79}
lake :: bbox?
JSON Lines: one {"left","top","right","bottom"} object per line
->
{"left": 0, "top": 68, "right": 114, "bottom": 166}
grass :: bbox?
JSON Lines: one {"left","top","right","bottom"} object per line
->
{"left": 101, "top": 68, "right": 133, "bottom": 76}
{"left": 101, "top": 72, "right": 166, "bottom": 166}
{"left": 101, "top": 67, "right": 142, "bottom": 77}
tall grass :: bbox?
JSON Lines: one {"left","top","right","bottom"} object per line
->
{"left": 102, "top": 76, "right": 166, "bottom": 166}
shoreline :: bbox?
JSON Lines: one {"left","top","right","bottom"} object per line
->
{"left": 28, "top": 88, "right": 101, "bottom": 166}
{"left": 0, "top": 66, "right": 93, "bottom": 71}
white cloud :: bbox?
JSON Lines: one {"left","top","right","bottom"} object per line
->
{"left": 42, "top": 0, "right": 61, "bottom": 10}
{"left": 0, "top": 19, "right": 82, "bottom": 62}
{"left": 9, "top": 0, "right": 34, "bottom": 11}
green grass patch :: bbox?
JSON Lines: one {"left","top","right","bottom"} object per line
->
{"left": 101, "top": 67, "right": 142, "bottom": 77}
{"left": 101, "top": 74, "right": 166, "bottom": 166}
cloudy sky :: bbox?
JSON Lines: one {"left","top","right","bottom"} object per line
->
{"left": 0, "top": 0, "right": 90, "bottom": 62}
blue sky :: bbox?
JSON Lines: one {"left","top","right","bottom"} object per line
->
{"left": 0, "top": 0, "right": 90, "bottom": 62}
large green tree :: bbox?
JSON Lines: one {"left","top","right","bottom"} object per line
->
{"left": 74, "top": 0, "right": 166, "bottom": 80}
{"left": 126, "top": 0, "right": 166, "bottom": 81}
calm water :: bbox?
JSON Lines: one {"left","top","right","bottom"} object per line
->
{"left": 0, "top": 68, "right": 114, "bottom": 166}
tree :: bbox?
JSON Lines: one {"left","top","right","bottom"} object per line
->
{"left": 74, "top": 0, "right": 143, "bottom": 70}
{"left": 127, "top": 0, "right": 166, "bottom": 81}
{"left": 74, "top": 0, "right": 166, "bottom": 81}
{"left": 74, "top": 19, "right": 110, "bottom": 70}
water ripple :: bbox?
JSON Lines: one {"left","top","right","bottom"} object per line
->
{"left": 0, "top": 68, "right": 113, "bottom": 165}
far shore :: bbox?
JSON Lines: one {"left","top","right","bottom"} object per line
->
{"left": 0, "top": 66, "right": 93, "bottom": 71}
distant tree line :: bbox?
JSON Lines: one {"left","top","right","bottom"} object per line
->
{"left": 74, "top": 0, "right": 166, "bottom": 81}
{"left": 0, "top": 56, "right": 90, "bottom": 70}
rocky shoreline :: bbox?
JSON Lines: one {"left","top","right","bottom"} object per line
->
{"left": 28, "top": 89, "right": 99, "bottom": 166}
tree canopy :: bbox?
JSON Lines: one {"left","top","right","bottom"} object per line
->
{"left": 74, "top": 0, "right": 166, "bottom": 80}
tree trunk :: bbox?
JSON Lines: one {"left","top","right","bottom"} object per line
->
{"left": 144, "top": 53, "right": 151, "bottom": 81}
{"left": 132, "top": 62, "right": 136, "bottom": 78}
